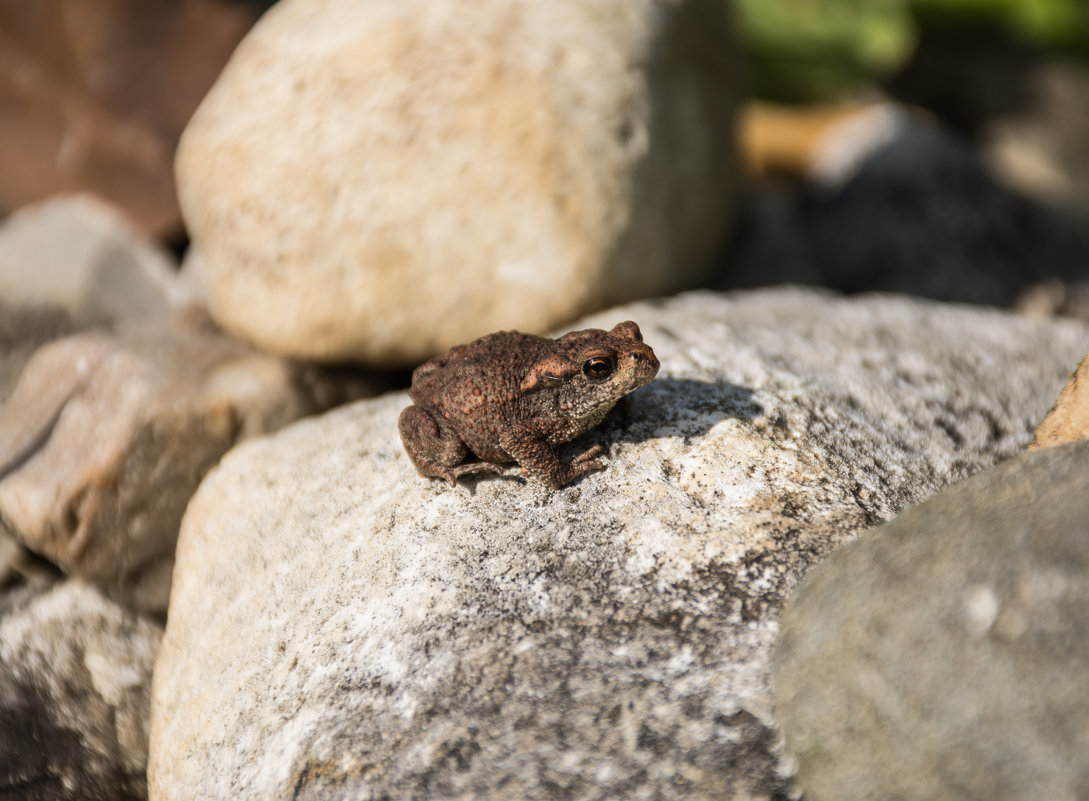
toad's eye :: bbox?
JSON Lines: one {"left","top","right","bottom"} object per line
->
{"left": 582, "top": 356, "right": 614, "bottom": 380}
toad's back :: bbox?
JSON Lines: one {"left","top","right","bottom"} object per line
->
{"left": 408, "top": 330, "right": 551, "bottom": 418}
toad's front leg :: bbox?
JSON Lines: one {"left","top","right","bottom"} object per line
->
{"left": 499, "top": 426, "right": 605, "bottom": 489}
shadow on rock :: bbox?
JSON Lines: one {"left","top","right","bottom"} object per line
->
{"left": 442, "top": 378, "right": 762, "bottom": 491}
{"left": 602, "top": 376, "right": 763, "bottom": 447}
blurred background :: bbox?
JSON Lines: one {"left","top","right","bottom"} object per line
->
{"left": 730, "top": 0, "right": 1089, "bottom": 315}
{"left": 2, "top": 0, "right": 1089, "bottom": 316}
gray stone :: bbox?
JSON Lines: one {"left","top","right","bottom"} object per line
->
{"left": 148, "top": 289, "right": 1089, "bottom": 800}
{"left": 177, "top": 0, "right": 741, "bottom": 365}
{"left": 0, "top": 194, "right": 193, "bottom": 325}
{"left": 0, "top": 322, "right": 316, "bottom": 614}
{"left": 0, "top": 303, "right": 83, "bottom": 403}
{"left": 726, "top": 105, "right": 1089, "bottom": 308}
{"left": 983, "top": 57, "right": 1089, "bottom": 214}
{"left": 801, "top": 108, "right": 1089, "bottom": 305}
{"left": 774, "top": 440, "right": 1089, "bottom": 801}
{"left": 0, "top": 580, "right": 162, "bottom": 801}
{"left": 177, "top": 244, "right": 209, "bottom": 305}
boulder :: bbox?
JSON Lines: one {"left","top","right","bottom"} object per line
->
{"left": 775, "top": 441, "right": 1089, "bottom": 801}
{"left": 798, "top": 107, "right": 1089, "bottom": 305}
{"left": 0, "top": 322, "right": 315, "bottom": 614}
{"left": 0, "top": 194, "right": 193, "bottom": 326}
{"left": 177, "top": 0, "right": 741, "bottom": 365}
{"left": 0, "top": 580, "right": 162, "bottom": 801}
{"left": 0, "top": 303, "right": 82, "bottom": 404}
{"left": 149, "top": 289, "right": 1089, "bottom": 800}
{"left": 728, "top": 103, "right": 1089, "bottom": 308}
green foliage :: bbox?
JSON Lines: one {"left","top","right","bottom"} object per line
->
{"left": 910, "top": 0, "right": 1089, "bottom": 53}
{"left": 735, "top": 0, "right": 1089, "bottom": 102}
{"left": 734, "top": 0, "right": 917, "bottom": 102}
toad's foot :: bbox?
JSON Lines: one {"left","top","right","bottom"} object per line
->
{"left": 439, "top": 461, "right": 506, "bottom": 486}
{"left": 571, "top": 444, "right": 605, "bottom": 465}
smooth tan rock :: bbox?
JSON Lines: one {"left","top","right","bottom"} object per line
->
{"left": 149, "top": 290, "right": 1089, "bottom": 801}
{"left": 1030, "top": 347, "right": 1089, "bottom": 450}
{"left": 177, "top": 0, "right": 740, "bottom": 366}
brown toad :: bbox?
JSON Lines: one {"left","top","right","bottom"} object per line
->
{"left": 398, "top": 321, "right": 659, "bottom": 488}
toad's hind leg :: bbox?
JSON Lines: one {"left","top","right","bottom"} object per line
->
{"left": 398, "top": 405, "right": 503, "bottom": 486}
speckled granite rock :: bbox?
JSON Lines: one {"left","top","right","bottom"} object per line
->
{"left": 0, "top": 581, "right": 162, "bottom": 801}
{"left": 775, "top": 440, "right": 1089, "bottom": 801}
{"left": 177, "top": 0, "right": 741, "bottom": 365}
{"left": 149, "top": 289, "right": 1089, "bottom": 800}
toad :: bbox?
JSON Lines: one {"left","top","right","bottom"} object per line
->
{"left": 399, "top": 321, "right": 659, "bottom": 488}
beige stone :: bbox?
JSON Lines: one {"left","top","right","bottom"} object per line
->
{"left": 0, "top": 323, "right": 314, "bottom": 613}
{"left": 1030, "top": 347, "right": 1089, "bottom": 450}
{"left": 177, "top": 0, "right": 740, "bottom": 366}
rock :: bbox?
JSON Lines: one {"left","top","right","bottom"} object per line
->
{"left": 800, "top": 106, "right": 1089, "bottom": 305}
{"left": 0, "top": 194, "right": 194, "bottom": 326}
{"left": 0, "top": 580, "right": 162, "bottom": 801}
{"left": 0, "top": 303, "right": 83, "bottom": 403}
{"left": 726, "top": 103, "right": 1089, "bottom": 307}
{"left": 0, "top": 322, "right": 316, "bottom": 614}
{"left": 177, "top": 243, "right": 209, "bottom": 305}
{"left": 739, "top": 100, "right": 881, "bottom": 178}
{"left": 1014, "top": 277, "right": 1089, "bottom": 322}
{"left": 0, "top": 302, "right": 86, "bottom": 594}
{"left": 774, "top": 440, "right": 1089, "bottom": 801}
{"left": 888, "top": 25, "right": 1089, "bottom": 215}
{"left": 148, "top": 289, "right": 1089, "bottom": 800}
{"left": 1030, "top": 346, "right": 1089, "bottom": 450}
{"left": 982, "top": 58, "right": 1089, "bottom": 214}
{"left": 177, "top": 0, "right": 741, "bottom": 366}
{"left": 0, "top": 0, "right": 258, "bottom": 236}
{"left": 0, "top": 527, "right": 60, "bottom": 592}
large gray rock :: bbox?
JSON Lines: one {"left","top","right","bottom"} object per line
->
{"left": 774, "top": 440, "right": 1089, "bottom": 801}
{"left": 0, "top": 322, "right": 316, "bottom": 614}
{"left": 0, "top": 580, "right": 162, "bottom": 801}
{"left": 177, "top": 0, "right": 740, "bottom": 366}
{"left": 148, "top": 289, "right": 1089, "bottom": 800}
